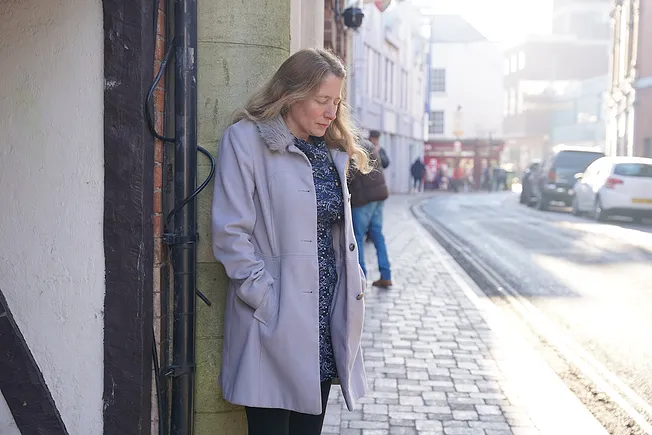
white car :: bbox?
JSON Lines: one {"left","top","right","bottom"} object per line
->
{"left": 572, "top": 156, "right": 652, "bottom": 222}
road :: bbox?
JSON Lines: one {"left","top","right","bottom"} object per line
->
{"left": 420, "top": 191, "right": 652, "bottom": 433}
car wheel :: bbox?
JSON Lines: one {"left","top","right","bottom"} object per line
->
{"left": 537, "top": 195, "right": 549, "bottom": 211}
{"left": 572, "top": 196, "right": 581, "bottom": 216}
{"left": 593, "top": 197, "right": 607, "bottom": 222}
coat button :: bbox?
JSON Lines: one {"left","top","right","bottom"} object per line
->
{"left": 349, "top": 243, "right": 355, "bottom": 251}
{"left": 356, "top": 293, "right": 364, "bottom": 300}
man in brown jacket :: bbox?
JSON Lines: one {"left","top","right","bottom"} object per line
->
{"left": 348, "top": 130, "right": 392, "bottom": 288}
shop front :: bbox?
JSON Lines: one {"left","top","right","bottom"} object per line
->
{"left": 424, "top": 139, "right": 504, "bottom": 190}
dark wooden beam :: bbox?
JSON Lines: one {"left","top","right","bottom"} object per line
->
{"left": 102, "top": 0, "right": 155, "bottom": 433}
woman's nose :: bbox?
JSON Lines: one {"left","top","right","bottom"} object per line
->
{"left": 324, "top": 107, "right": 336, "bottom": 120}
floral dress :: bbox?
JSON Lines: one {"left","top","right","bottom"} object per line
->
{"left": 293, "top": 136, "right": 344, "bottom": 381}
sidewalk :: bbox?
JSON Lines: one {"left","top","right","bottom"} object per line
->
{"left": 323, "top": 194, "right": 606, "bottom": 435}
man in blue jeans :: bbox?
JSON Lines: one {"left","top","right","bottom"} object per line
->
{"left": 348, "top": 130, "right": 392, "bottom": 288}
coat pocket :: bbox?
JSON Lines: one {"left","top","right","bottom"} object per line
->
{"left": 253, "top": 283, "right": 276, "bottom": 325}
{"left": 358, "top": 264, "right": 367, "bottom": 291}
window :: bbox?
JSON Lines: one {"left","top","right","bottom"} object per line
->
{"left": 644, "top": 138, "right": 652, "bottom": 158}
{"left": 385, "top": 59, "right": 395, "bottom": 103}
{"left": 375, "top": 51, "right": 382, "bottom": 99}
{"left": 416, "top": 77, "right": 423, "bottom": 114}
{"left": 614, "top": 163, "right": 652, "bottom": 178}
{"left": 400, "top": 69, "right": 409, "bottom": 109}
{"left": 555, "top": 151, "right": 605, "bottom": 170}
{"left": 430, "top": 68, "right": 446, "bottom": 93}
{"left": 503, "top": 92, "right": 509, "bottom": 117}
{"left": 518, "top": 51, "right": 526, "bottom": 70}
{"left": 429, "top": 111, "right": 444, "bottom": 135}
{"left": 508, "top": 88, "right": 516, "bottom": 116}
{"left": 365, "top": 45, "right": 374, "bottom": 97}
{"left": 365, "top": 46, "right": 384, "bottom": 100}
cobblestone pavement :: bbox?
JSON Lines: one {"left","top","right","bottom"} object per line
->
{"left": 323, "top": 194, "right": 606, "bottom": 435}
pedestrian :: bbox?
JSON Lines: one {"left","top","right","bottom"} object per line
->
{"left": 410, "top": 157, "right": 426, "bottom": 192}
{"left": 211, "top": 48, "right": 369, "bottom": 435}
{"left": 349, "top": 131, "right": 393, "bottom": 289}
{"left": 370, "top": 130, "right": 390, "bottom": 170}
{"left": 365, "top": 130, "right": 388, "bottom": 243}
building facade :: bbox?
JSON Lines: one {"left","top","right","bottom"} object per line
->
{"left": 502, "top": 36, "right": 610, "bottom": 169}
{"left": 348, "top": 1, "right": 428, "bottom": 193}
{"left": 0, "top": 1, "right": 324, "bottom": 434}
{"left": 502, "top": 0, "right": 611, "bottom": 169}
{"left": 606, "top": 0, "right": 652, "bottom": 157}
{"left": 553, "top": 0, "right": 612, "bottom": 40}
{"left": 426, "top": 15, "right": 504, "bottom": 186}
{"left": 550, "top": 74, "right": 609, "bottom": 149}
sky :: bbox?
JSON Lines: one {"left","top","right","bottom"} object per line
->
{"left": 413, "top": 0, "right": 554, "bottom": 44}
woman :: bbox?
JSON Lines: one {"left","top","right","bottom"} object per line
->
{"left": 211, "top": 48, "right": 370, "bottom": 435}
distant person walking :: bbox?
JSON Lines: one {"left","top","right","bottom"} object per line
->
{"left": 410, "top": 158, "right": 426, "bottom": 192}
{"left": 369, "top": 130, "right": 390, "bottom": 169}
{"left": 349, "top": 131, "right": 393, "bottom": 288}
{"left": 365, "top": 130, "right": 388, "bottom": 243}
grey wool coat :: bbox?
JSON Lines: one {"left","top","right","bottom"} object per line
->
{"left": 211, "top": 115, "right": 368, "bottom": 415}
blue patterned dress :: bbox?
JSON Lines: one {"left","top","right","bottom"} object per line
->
{"left": 293, "top": 136, "right": 344, "bottom": 382}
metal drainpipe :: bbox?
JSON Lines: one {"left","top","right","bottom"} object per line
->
{"left": 170, "top": 0, "right": 198, "bottom": 432}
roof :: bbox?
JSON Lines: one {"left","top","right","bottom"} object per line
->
{"left": 553, "top": 145, "right": 605, "bottom": 153}
{"left": 602, "top": 156, "right": 652, "bottom": 165}
{"left": 429, "top": 15, "right": 488, "bottom": 43}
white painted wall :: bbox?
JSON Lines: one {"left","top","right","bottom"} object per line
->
{"left": 0, "top": 393, "right": 20, "bottom": 435}
{"left": 429, "top": 41, "right": 504, "bottom": 140}
{"left": 290, "top": 0, "right": 325, "bottom": 53}
{"left": 0, "top": 1, "right": 105, "bottom": 433}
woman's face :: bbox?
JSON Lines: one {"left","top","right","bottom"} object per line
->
{"left": 285, "top": 73, "right": 344, "bottom": 141}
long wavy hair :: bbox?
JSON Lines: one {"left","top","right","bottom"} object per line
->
{"left": 234, "top": 48, "right": 371, "bottom": 174}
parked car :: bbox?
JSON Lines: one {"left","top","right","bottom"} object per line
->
{"left": 519, "top": 161, "right": 541, "bottom": 204}
{"left": 572, "top": 156, "right": 652, "bottom": 222}
{"left": 531, "top": 146, "right": 605, "bottom": 211}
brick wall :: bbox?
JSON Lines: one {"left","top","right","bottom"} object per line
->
{"left": 152, "top": 0, "right": 168, "bottom": 433}
{"left": 324, "top": 0, "right": 347, "bottom": 61}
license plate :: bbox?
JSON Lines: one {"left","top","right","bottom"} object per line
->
{"left": 632, "top": 198, "right": 652, "bottom": 204}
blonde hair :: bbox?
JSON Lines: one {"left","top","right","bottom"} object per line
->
{"left": 234, "top": 48, "right": 371, "bottom": 174}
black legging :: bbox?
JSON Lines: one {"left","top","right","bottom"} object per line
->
{"left": 245, "top": 380, "right": 332, "bottom": 435}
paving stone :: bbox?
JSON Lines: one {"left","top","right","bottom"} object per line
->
{"left": 364, "top": 404, "right": 389, "bottom": 415}
{"left": 444, "top": 428, "right": 486, "bottom": 435}
{"left": 399, "top": 396, "right": 424, "bottom": 406}
{"left": 469, "top": 421, "right": 511, "bottom": 430}
{"left": 416, "top": 420, "right": 444, "bottom": 431}
{"left": 389, "top": 427, "right": 418, "bottom": 435}
{"left": 476, "top": 405, "right": 502, "bottom": 416}
{"left": 452, "top": 410, "right": 479, "bottom": 421}
{"left": 349, "top": 420, "right": 389, "bottom": 430}
{"left": 323, "top": 196, "right": 596, "bottom": 435}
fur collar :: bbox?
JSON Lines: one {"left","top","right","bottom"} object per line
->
{"left": 254, "top": 115, "right": 295, "bottom": 153}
